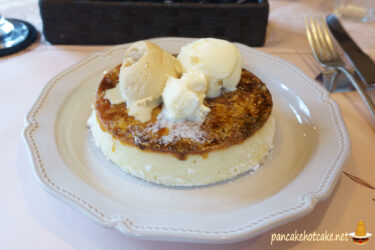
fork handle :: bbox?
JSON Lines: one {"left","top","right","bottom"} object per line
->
{"left": 338, "top": 66, "right": 375, "bottom": 119}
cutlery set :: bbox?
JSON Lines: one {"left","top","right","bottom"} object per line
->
{"left": 305, "top": 14, "right": 375, "bottom": 119}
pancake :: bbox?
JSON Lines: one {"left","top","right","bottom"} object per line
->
{"left": 94, "top": 66, "right": 273, "bottom": 160}
{"left": 88, "top": 65, "right": 275, "bottom": 186}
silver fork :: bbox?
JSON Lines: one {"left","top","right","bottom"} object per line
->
{"left": 304, "top": 15, "right": 375, "bottom": 119}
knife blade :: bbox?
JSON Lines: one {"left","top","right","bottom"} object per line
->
{"left": 326, "top": 14, "right": 375, "bottom": 85}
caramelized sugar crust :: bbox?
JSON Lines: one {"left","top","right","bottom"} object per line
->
{"left": 95, "top": 65, "right": 273, "bottom": 160}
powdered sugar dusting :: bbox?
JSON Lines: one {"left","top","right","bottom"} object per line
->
{"left": 145, "top": 112, "right": 206, "bottom": 144}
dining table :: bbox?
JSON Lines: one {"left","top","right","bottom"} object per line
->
{"left": 1, "top": 0, "right": 375, "bottom": 249}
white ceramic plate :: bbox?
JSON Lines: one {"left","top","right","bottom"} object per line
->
{"left": 23, "top": 38, "right": 350, "bottom": 243}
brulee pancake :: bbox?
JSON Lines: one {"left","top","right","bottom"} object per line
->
{"left": 88, "top": 65, "right": 275, "bottom": 186}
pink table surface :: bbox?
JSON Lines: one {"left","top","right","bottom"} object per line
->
{"left": 1, "top": 0, "right": 375, "bottom": 249}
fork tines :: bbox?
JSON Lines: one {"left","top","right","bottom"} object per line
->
{"left": 304, "top": 15, "right": 340, "bottom": 64}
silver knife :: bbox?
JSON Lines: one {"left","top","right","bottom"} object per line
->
{"left": 326, "top": 14, "right": 375, "bottom": 85}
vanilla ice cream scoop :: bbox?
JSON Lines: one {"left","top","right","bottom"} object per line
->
{"left": 178, "top": 38, "right": 242, "bottom": 98}
{"left": 162, "top": 72, "right": 210, "bottom": 124}
{"left": 105, "top": 41, "right": 181, "bottom": 122}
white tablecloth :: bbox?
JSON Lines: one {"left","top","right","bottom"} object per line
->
{"left": 1, "top": 0, "right": 375, "bottom": 249}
